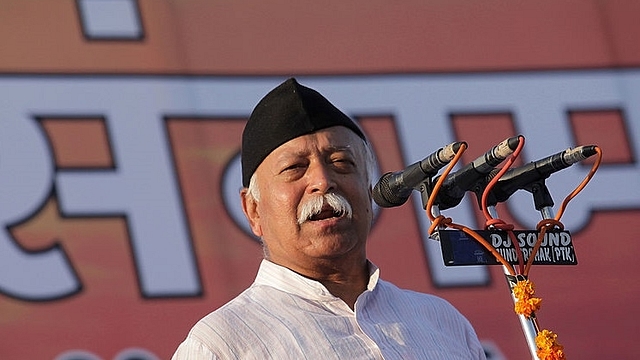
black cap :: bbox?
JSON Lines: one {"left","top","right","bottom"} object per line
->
{"left": 241, "top": 78, "right": 366, "bottom": 187}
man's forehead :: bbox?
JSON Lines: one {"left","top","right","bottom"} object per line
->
{"left": 273, "top": 145, "right": 355, "bottom": 160}
{"left": 269, "top": 127, "right": 361, "bottom": 156}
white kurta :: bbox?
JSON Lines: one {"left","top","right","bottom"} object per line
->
{"left": 172, "top": 260, "right": 486, "bottom": 360}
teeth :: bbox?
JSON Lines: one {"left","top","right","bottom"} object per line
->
{"left": 308, "top": 209, "right": 342, "bottom": 221}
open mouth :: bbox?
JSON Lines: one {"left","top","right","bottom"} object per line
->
{"left": 298, "top": 193, "right": 352, "bottom": 225}
{"left": 309, "top": 208, "right": 344, "bottom": 221}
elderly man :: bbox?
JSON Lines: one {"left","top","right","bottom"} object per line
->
{"left": 172, "top": 78, "right": 486, "bottom": 359}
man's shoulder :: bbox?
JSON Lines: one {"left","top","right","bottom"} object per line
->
{"left": 184, "top": 286, "right": 271, "bottom": 344}
{"left": 194, "top": 284, "right": 267, "bottom": 323}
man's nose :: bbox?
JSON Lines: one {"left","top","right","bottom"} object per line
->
{"left": 306, "top": 162, "right": 336, "bottom": 194}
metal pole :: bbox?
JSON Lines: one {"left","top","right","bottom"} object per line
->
{"left": 539, "top": 206, "right": 554, "bottom": 222}
{"left": 488, "top": 206, "right": 540, "bottom": 360}
{"left": 506, "top": 274, "right": 541, "bottom": 359}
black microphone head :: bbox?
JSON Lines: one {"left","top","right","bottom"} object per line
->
{"left": 506, "top": 136, "right": 522, "bottom": 151}
{"left": 451, "top": 141, "right": 466, "bottom": 154}
{"left": 372, "top": 172, "right": 411, "bottom": 208}
{"left": 583, "top": 145, "right": 598, "bottom": 158}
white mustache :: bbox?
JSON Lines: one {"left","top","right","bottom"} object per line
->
{"left": 298, "top": 193, "right": 353, "bottom": 225}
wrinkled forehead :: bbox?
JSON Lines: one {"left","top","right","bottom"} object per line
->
{"left": 265, "top": 126, "right": 366, "bottom": 160}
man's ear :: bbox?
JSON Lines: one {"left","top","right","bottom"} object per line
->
{"left": 240, "top": 189, "right": 263, "bottom": 237}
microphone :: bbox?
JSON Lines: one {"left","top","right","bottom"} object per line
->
{"left": 434, "top": 136, "right": 522, "bottom": 210}
{"left": 487, "top": 145, "right": 598, "bottom": 204}
{"left": 373, "top": 141, "right": 465, "bottom": 208}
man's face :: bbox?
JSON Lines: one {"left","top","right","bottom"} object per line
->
{"left": 241, "top": 126, "right": 373, "bottom": 272}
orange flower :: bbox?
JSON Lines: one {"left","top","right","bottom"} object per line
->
{"left": 514, "top": 297, "right": 542, "bottom": 318}
{"left": 536, "top": 329, "right": 566, "bottom": 360}
{"left": 513, "top": 279, "right": 535, "bottom": 299}
{"left": 512, "top": 279, "right": 542, "bottom": 318}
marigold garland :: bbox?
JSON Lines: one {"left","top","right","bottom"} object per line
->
{"left": 512, "top": 279, "right": 566, "bottom": 358}
{"left": 536, "top": 329, "right": 566, "bottom": 360}
{"left": 512, "top": 279, "right": 542, "bottom": 318}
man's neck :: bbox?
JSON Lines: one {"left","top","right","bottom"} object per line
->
{"left": 320, "top": 277, "right": 367, "bottom": 310}
{"left": 305, "top": 258, "right": 370, "bottom": 310}
{"left": 267, "top": 254, "right": 370, "bottom": 309}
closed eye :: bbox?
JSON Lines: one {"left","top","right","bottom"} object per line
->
{"left": 330, "top": 157, "right": 356, "bottom": 172}
{"left": 283, "top": 164, "right": 301, "bottom": 171}
{"left": 280, "top": 162, "right": 307, "bottom": 175}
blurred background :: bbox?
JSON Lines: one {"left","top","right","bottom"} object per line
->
{"left": 1, "top": 1, "right": 638, "bottom": 359}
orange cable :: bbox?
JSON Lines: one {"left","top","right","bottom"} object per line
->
{"left": 425, "top": 142, "right": 516, "bottom": 275}
{"left": 523, "top": 145, "right": 602, "bottom": 276}
{"left": 523, "top": 218, "right": 564, "bottom": 276}
{"left": 481, "top": 135, "right": 526, "bottom": 273}
{"left": 426, "top": 142, "right": 467, "bottom": 223}
{"left": 481, "top": 135, "right": 526, "bottom": 220}
{"left": 554, "top": 146, "right": 603, "bottom": 221}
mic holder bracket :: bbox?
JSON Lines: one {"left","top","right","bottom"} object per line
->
{"left": 418, "top": 177, "right": 437, "bottom": 210}
{"left": 472, "top": 177, "right": 494, "bottom": 210}
{"left": 525, "top": 180, "right": 554, "bottom": 211}
{"left": 479, "top": 178, "right": 555, "bottom": 211}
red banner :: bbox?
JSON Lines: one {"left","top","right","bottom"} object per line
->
{"left": 1, "top": 1, "right": 638, "bottom": 359}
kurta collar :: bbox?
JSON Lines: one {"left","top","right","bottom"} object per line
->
{"left": 253, "top": 259, "right": 380, "bottom": 302}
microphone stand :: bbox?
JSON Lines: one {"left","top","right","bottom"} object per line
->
{"left": 486, "top": 205, "right": 541, "bottom": 359}
{"left": 487, "top": 179, "right": 556, "bottom": 360}
{"left": 419, "top": 178, "right": 443, "bottom": 241}
{"left": 524, "top": 179, "right": 555, "bottom": 220}
{"left": 415, "top": 142, "right": 597, "bottom": 359}
{"left": 419, "top": 174, "right": 561, "bottom": 359}
{"left": 421, "top": 174, "right": 547, "bottom": 359}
